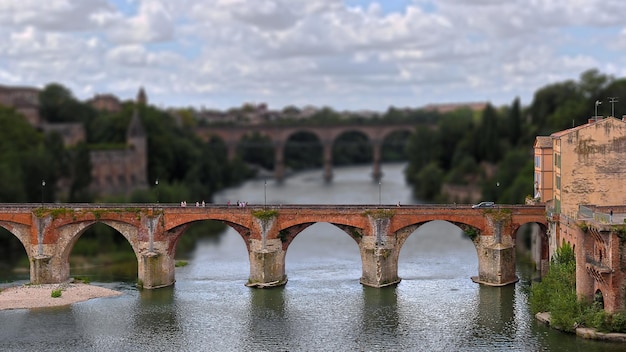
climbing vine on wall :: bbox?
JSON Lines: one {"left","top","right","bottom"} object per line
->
{"left": 251, "top": 209, "right": 278, "bottom": 221}
{"left": 363, "top": 209, "right": 395, "bottom": 219}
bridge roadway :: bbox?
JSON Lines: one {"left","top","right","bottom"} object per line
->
{"left": 0, "top": 203, "right": 547, "bottom": 289}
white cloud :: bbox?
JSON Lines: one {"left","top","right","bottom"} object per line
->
{"left": 107, "top": 0, "right": 175, "bottom": 43}
{"left": 0, "top": 0, "right": 625, "bottom": 110}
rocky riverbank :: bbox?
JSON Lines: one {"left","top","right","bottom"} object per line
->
{"left": 0, "top": 282, "right": 122, "bottom": 310}
{"left": 536, "top": 312, "right": 626, "bottom": 343}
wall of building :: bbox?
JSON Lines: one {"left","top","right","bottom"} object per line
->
{"left": 556, "top": 118, "right": 626, "bottom": 218}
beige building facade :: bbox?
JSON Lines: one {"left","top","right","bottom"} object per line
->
{"left": 535, "top": 116, "right": 626, "bottom": 313}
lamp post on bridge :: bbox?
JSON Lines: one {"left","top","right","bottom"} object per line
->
{"left": 155, "top": 179, "right": 159, "bottom": 203}
{"left": 378, "top": 181, "right": 382, "bottom": 206}
{"left": 41, "top": 180, "right": 45, "bottom": 207}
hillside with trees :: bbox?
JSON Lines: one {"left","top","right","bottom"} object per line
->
{"left": 405, "top": 69, "right": 626, "bottom": 205}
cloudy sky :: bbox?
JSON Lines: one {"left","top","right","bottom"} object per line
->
{"left": 1, "top": 0, "right": 625, "bottom": 112}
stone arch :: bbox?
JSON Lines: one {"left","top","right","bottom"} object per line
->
{"left": 394, "top": 219, "right": 482, "bottom": 246}
{"left": 0, "top": 223, "right": 32, "bottom": 281}
{"left": 393, "top": 220, "right": 482, "bottom": 283}
{"left": 513, "top": 221, "right": 549, "bottom": 274}
{"left": 594, "top": 289, "right": 605, "bottom": 309}
{"left": 283, "top": 130, "right": 324, "bottom": 170}
{"left": 237, "top": 131, "right": 275, "bottom": 169}
{"left": 279, "top": 222, "right": 363, "bottom": 253}
{"left": 58, "top": 220, "right": 142, "bottom": 270}
{"left": 332, "top": 129, "right": 373, "bottom": 165}
{"left": 165, "top": 219, "right": 251, "bottom": 256}
{"left": 0, "top": 221, "right": 33, "bottom": 259}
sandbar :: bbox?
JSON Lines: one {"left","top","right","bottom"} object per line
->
{"left": 0, "top": 283, "right": 122, "bottom": 311}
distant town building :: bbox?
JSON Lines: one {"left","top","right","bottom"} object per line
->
{"left": 535, "top": 116, "right": 626, "bottom": 313}
{"left": 41, "top": 122, "right": 86, "bottom": 146}
{"left": 0, "top": 84, "right": 41, "bottom": 127}
{"left": 88, "top": 93, "right": 122, "bottom": 113}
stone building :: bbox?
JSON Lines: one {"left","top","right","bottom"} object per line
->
{"left": 0, "top": 83, "right": 149, "bottom": 197}
{"left": 88, "top": 93, "right": 122, "bottom": 113}
{"left": 535, "top": 116, "right": 626, "bottom": 313}
{"left": 89, "top": 95, "right": 148, "bottom": 196}
{"left": 0, "top": 84, "right": 41, "bottom": 127}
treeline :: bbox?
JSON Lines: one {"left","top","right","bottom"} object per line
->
{"left": 405, "top": 69, "right": 626, "bottom": 204}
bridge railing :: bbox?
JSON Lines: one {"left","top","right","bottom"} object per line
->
{"left": 0, "top": 203, "right": 546, "bottom": 214}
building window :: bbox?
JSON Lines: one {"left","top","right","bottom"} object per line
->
{"left": 535, "top": 156, "right": 540, "bottom": 168}
{"left": 556, "top": 176, "right": 561, "bottom": 190}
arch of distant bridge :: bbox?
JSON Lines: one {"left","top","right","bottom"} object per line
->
{"left": 196, "top": 124, "right": 416, "bottom": 181}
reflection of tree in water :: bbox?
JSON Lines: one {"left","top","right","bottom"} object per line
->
{"left": 0, "top": 227, "right": 29, "bottom": 281}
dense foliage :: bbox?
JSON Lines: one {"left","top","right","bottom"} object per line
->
{"left": 529, "top": 242, "right": 626, "bottom": 333}
{"left": 405, "top": 69, "right": 626, "bottom": 204}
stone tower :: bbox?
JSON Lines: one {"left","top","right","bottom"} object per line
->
{"left": 137, "top": 86, "right": 147, "bottom": 106}
{"left": 89, "top": 88, "right": 148, "bottom": 195}
{"left": 126, "top": 89, "right": 148, "bottom": 190}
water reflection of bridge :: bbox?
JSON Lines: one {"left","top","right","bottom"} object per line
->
{"left": 0, "top": 203, "right": 547, "bottom": 289}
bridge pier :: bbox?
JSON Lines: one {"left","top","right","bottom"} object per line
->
{"left": 472, "top": 214, "right": 518, "bottom": 286}
{"left": 246, "top": 238, "right": 288, "bottom": 288}
{"left": 472, "top": 243, "right": 518, "bottom": 286}
{"left": 138, "top": 250, "right": 175, "bottom": 289}
{"left": 359, "top": 217, "right": 401, "bottom": 287}
{"left": 30, "top": 255, "right": 58, "bottom": 284}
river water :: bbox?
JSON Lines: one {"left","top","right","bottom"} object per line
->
{"left": 0, "top": 163, "right": 624, "bottom": 351}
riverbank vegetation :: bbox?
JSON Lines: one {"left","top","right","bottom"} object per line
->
{"left": 529, "top": 242, "right": 626, "bottom": 333}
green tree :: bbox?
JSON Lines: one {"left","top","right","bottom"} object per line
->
{"left": 477, "top": 104, "right": 500, "bottom": 162}
{"left": 69, "top": 142, "right": 93, "bottom": 202}
{"left": 405, "top": 125, "right": 440, "bottom": 186}
{"left": 0, "top": 106, "right": 44, "bottom": 202}
{"left": 508, "top": 97, "right": 522, "bottom": 146}
{"left": 411, "top": 162, "right": 444, "bottom": 201}
{"left": 529, "top": 242, "right": 580, "bottom": 332}
{"left": 38, "top": 83, "right": 74, "bottom": 122}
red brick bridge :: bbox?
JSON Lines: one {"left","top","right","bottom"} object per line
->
{"left": 196, "top": 124, "right": 415, "bottom": 181}
{"left": 0, "top": 203, "right": 547, "bottom": 289}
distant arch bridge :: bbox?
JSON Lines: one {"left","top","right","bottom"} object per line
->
{"left": 196, "top": 124, "right": 416, "bottom": 181}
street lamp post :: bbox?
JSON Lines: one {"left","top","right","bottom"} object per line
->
{"left": 264, "top": 179, "right": 267, "bottom": 209}
{"left": 41, "top": 180, "right": 45, "bottom": 207}
{"left": 609, "top": 97, "right": 619, "bottom": 117}
{"left": 155, "top": 179, "right": 159, "bottom": 203}
{"left": 595, "top": 100, "right": 602, "bottom": 117}
{"left": 378, "top": 181, "right": 382, "bottom": 206}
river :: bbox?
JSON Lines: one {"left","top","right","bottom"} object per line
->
{"left": 0, "top": 163, "right": 624, "bottom": 351}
